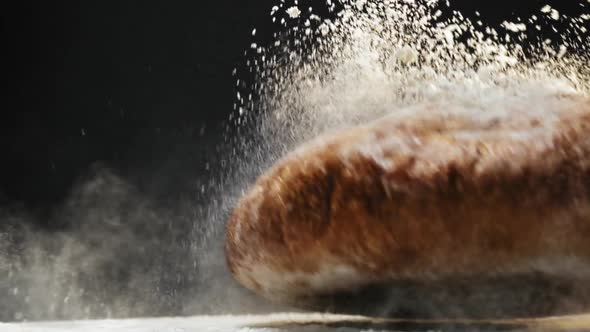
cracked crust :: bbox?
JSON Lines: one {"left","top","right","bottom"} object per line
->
{"left": 226, "top": 95, "right": 590, "bottom": 307}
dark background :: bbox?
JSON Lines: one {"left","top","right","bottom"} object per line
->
{"left": 1, "top": 0, "right": 588, "bottom": 223}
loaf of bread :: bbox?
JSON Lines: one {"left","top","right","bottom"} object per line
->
{"left": 225, "top": 95, "right": 590, "bottom": 308}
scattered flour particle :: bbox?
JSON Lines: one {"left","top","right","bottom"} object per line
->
{"left": 502, "top": 21, "right": 527, "bottom": 32}
{"left": 251, "top": 43, "right": 257, "bottom": 49}
{"left": 319, "top": 23, "right": 330, "bottom": 36}
{"left": 354, "top": 0, "right": 367, "bottom": 10}
{"left": 252, "top": 29, "right": 257, "bottom": 36}
{"left": 540, "top": 5, "right": 552, "bottom": 13}
{"left": 341, "top": 9, "right": 354, "bottom": 21}
{"left": 286, "top": 6, "right": 301, "bottom": 18}
{"left": 549, "top": 9, "right": 560, "bottom": 20}
{"left": 442, "top": 24, "right": 460, "bottom": 46}
{"left": 557, "top": 45, "right": 567, "bottom": 58}
{"left": 444, "top": 29, "right": 454, "bottom": 46}
{"left": 396, "top": 46, "right": 418, "bottom": 65}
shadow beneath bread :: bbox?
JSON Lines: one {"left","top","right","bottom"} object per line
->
{"left": 252, "top": 321, "right": 527, "bottom": 332}
{"left": 304, "top": 273, "right": 590, "bottom": 319}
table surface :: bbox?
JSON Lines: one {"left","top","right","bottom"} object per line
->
{"left": 3, "top": 312, "right": 590, "bottom": 332}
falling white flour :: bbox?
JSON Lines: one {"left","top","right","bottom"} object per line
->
{"left": 232, "top": 0, "right": 589, "bottom": 165}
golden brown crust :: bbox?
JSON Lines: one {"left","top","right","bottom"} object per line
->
{"left": 226, "top": 95, "right": 590, "bottom": 306}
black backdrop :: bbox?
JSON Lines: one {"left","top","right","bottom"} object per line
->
{"left": 1, "top": 0, "right": 587, "bottom": 222}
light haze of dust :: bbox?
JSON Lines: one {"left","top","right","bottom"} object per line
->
{"left": 0, "top": 166, "right": 282, "bottom": 322}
